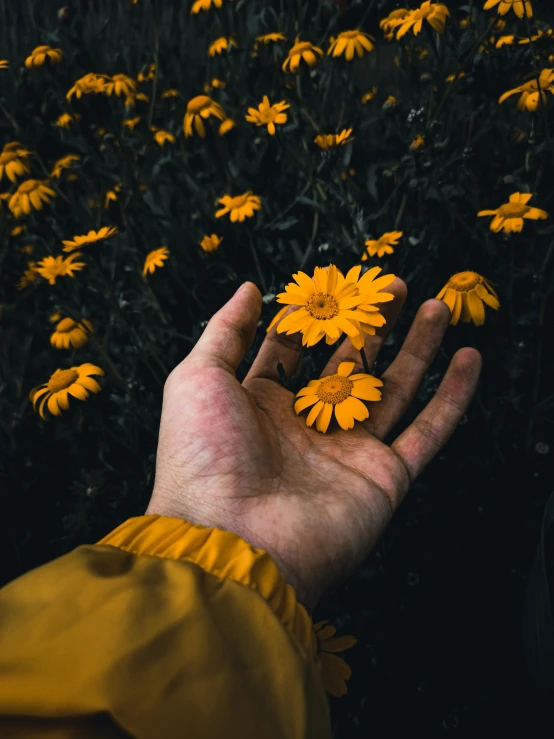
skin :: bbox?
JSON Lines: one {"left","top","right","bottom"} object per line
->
{"left": 147, "top": 279, "right": 482, "bottom": 614}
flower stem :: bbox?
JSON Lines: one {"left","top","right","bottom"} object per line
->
{"left": 360, "top": 347, "right": 371, "bottom": 374}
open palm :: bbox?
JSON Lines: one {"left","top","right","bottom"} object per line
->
{"left": 147, "top": 280, "right": 481, "bottom": 614}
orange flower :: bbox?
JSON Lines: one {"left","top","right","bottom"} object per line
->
{"left": 313, "top": 620, "right": 357, "bottom": 697}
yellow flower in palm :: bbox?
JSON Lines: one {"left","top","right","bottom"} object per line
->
{"left": 361, "top": 87, "right": 378, "bottom": 103}
{"left": 313, "top": 620, "right": 357, "bottom": 697}
{"left": 483, "top": 0, "right": 532, "bottom": 18}
{"left": 245, "top": 96, "right": 290, "bottom": 135}
{"left": 143, "top": 246, "right": 170, "bottom": 276}
{"left": 191, "top": 0, "right": 223, "bottom": 14}
{"left": 478, "top": 192, "right": 548, "bottom": 233}
{"left": 254, "top": 32, "right": 286, "bottom": 51}
{"left": 123, "top": 116, "right": 141, "bottom": 131}
{"left": 17, "top": 261, "right": 40, "bottom": 291}
{"left": 380, "top": 8, "right": 410, "bottom": 39}
{"left": 314, "top": 128, "right": 354, "bottom": 150}
{"left": 282, "top": 38, "right": 324, "bottom": 73}
{"left": 363, "top": 231, "right": 403, "bottom": 259}
{"left": 50, "top": 317, "right": 94, "bottom": 350}
{"left": 9, "top": 180, "right": 56, "bottom": 218}
{"left": 215, "top": 191, "right": 262, "bottom": 222}
{"left": 103, "top": 73, "right": 137, "bottom": 99}
{"left": 36, "top": 252, "right": 86, "bottom": 285}
{"left": 395, "top": 2, "right": 450, "bottom": 39}
{"left": 0, "top": 149, "right": 30, "bottom": 183}
{"left": 200, "top": 234, "right": 223, "bottom": 252}
{"left": 152, "top": 128, "right": 175, "bottom": 146}
{"left": 208, "top": 36, "right": 237, "bottom": 57}
{"left": 161, "top": 89, "right": 180, "bottom": 99}
{"left": 56, "top": 112, "right": 80, "bottom": 128}
{"left": 62, "top": 226, "right": 118, "bottom": 253}
{"left": 436, "top": 272, "right": 500, "bottom": 326}
{"left": 184, "top": 95, "right": 226, "bottom": 138}
{"left": 51, "top": 154, "right": 80, "bottom": 179}
{"left": 274, "top": 264, "right": 395, "bottom": 350}
{"left": 66, "top": 73, "right": 107, "bottom": 101}
{"left": 294, "top": 361, "right": 383, "bottom": 433}
{"left": 25, "top": 45, "right": 63, "bottom": 69}
{"left": 328, "top": 30, "right": 375, "bottom": 60}
{"left": 498, "top": 69, "right": 554, "bottom": 111}
{"left": 29, "top": 363, "right": 104, "bottom": 420}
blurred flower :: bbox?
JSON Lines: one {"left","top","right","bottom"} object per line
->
{"left": 66, "top": 72, "right": 107, "bottom": 101}
{"left": 445, "top": 71, "right": 465, "bottom": 83}
{"left": 203, "top": 78, "right": 226, "bottom": 92}
{"left": 495, "top": 35, "right": 515, "bottom": 47}
{"left": 104, "top": 183, "right": 121, "bottom": 207}
{"left": 380, "top": 8, "right": 410, "bottom": 39}
{"left": 55, "top": 112, "right": 80, "bottom": 128}
{"left": 519, "top": 28, "right": 552, "bottom": 44}
{"left": 340, "top": 168, "right": 356, "bottom": 180}
{"left": 282, "top": 38, "right": 324, "bottom": 73}
{"left": 17, "top": 261, "right": 39, "bottom": 290}
{"left": 215, "top": 191, "right": 261, "bottom": 222}
{"left": 184, "top": 95, "right": 226, "bottom": 137}
{"left": 395, "top": 2, "right": 450, "bottom": 39}
{"left": 294, "top": 362, "right": 382, "bottom": 433}
{"left": 9, "top": 180, "right": 56, "bottom": 217}
{"left": 29, "top": 364, "right": 104, "bottom": 420}
{"left": 0, "top": 60, "right": 8, "bottom": 69}
{"left": 410, "top": 134, "right": 425, "bottom": 150}
{"left": 25, "top": 45, "right": 63, "bottom": 69}
{"left": 383, "top": 95, "right": 398, "bottom": 110}
{"left": 134, "top": 92, "right": 150, "bottom": 103}
{"left": 483, "top": 0, "right": 532, "bottom": 18}
{"left": 218, "top": 118, "right": 235, "bottom": 135}
{"left": 436, "top": 272, "right": 499, "bottom": 326}
{"left": 253, "top": 32, "right": 286, "bottom": 51}
{"left": 245, "top": 95, "right": 290, "bottom": 134}
{"left": 208, "top": 36, "right": 237, "bottom": 57}
{"left": 363, "top": 231, "right": 403, "bottom": 259}
{"left": 478, "top": 192, "right": 548, "bottom": 233}
{"left": 20, "top": 244, "right": 34, "bottom": 254}
{"left": 327, "top": 30, "right": 375, "bottom": 60}
{"left": 62, "top": 226, "right": 118, "bottom": 252}
{"left": 152, "top": 128, "right": 175, "bottom": 146}
{"left": 143, "top": 246, "right": 170, "bottom": 276}
{"left": 11, "top": 224, "right": 27, "bottom": 236}
{"left": 103, "top": 73, "right": 137, "bottom": 99}
{"left": 314, "top": 128, "right": 353, "bottom": 150}
{"left": 459, "top": 15, "right": 471, "bottom": 28}
{"left": 137, "top": 62, "right": 156, "bottom": 83}
{"left": 49, "top": 312, "right": 62, "bottom": 323}
{"left": 0, "top": 148, "right": 30, "bottom": 183}
{"left": 274, "top": 264, "right": 395, "bottom": 350}
{"left": 313, "top": 621, "right": 357, "bottom": 697}
{"left": 51, "top": 154, "right": 79, "bottom": 179}
{"left": 161, "top": 89, "right": 180, "bottom": 98}
{"left": 36, "top": 252, "right": 86, "bottom": 285}
{"left": 191, "top": 0, "right": 223, "bottom": 13}
{"left": 123, "top": 116, "right": 141, "bottom": 131}
{"left": 361, "top": 87, "right": 378, "bottom": 103}
{"left": 498, "top": 68, "right": 554, "bottom": 111}
{"left": 200, "top": 234, "right": 223, "bottom": 252}
{"left": 50, "top": 317, "right": 94, "bottom": 350}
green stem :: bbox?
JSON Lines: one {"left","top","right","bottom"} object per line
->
{"left": 360, "top": 347, "right": 371, "bottom": 374}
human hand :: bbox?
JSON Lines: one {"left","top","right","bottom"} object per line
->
{"left": 146, "top": 280, "right": 481, "bottom": 614}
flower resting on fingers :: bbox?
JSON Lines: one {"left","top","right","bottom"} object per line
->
{"left": 274, "top": 264, "right": 396, "bottom": 350}
{"left": 313, "top": 620, "right": 357, "bottom": 697}
{"left": 477, "top": 192, "right": 548, "bottom": 233}
{"left": 294, "top": 361, "right": 383, "bottom": 433}
{"left": 436, "top": 271, "right": 500, "bottom": 326}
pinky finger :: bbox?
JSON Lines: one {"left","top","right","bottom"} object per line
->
{"left": 391, "top": 348, "right": 482, "bottom": 484}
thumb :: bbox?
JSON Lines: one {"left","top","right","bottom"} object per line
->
{"left": 190, "top": 282, "right": 262, "bottom": 374}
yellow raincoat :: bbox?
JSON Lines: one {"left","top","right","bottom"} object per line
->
{"left": 0, "top": 515, "right": 356, "bottom": 738}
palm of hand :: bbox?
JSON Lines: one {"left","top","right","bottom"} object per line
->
{"left": 148, "top": 282, "right": 481, "bottom": 613}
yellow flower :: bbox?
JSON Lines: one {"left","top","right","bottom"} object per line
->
{"left": 137, "top": 62, "right": 156, "bottom": 83}
{"left": 152, "top": 128, "right": 175, "bottom": 146}
{"left": 519, "top": 28, "right": 552, "bottom": 44}
{"left": 294, "top": 362, "right": 383, "bottom": 434}
{"left": 134, "top": 92, "right": 150, "bottom": 103}
{"left": 11, "top": 224, "right": 27, "bottom": 236}
{"left": 17, "top": 261, "right": 40, "bottom": 291}
{"left": 363, "top": 231, "right": 403, "bottom": 259}
{"left": 361, "top": 87, "right": 378, "bottom": 103}
{"left": 191, "top": 0, "right": 223, "bottom": 14}
{"left": 245, "top": 96, "right": 290, "bottom": 135}
{"left": 328, "top": 30, "right": 375, "bottom": 60}
{"left": 49, "top": 312, "right": 62, "bottom": 323}
{"left": 314, "top": 128, "right": 354, "bottom": 150}
{"left": 208, "top": 36, "right": 237, "bottom": 57}
{"left": 483, "top": 0, "right": 532, "bottom": 18}
{"left": 123, "top": 116, "right": 141, "bottom": 131}
{"left": 29, "top": 363, "right": 104, "bottom": 420}
{"left": 395, "top": 2, "right": 450, "bottom": 39}
{"left": 9, "top": 180, "right": 56, "bottom": 218}
{"left": 50, "top": 317, "right": 94, "bottom": 350}
{"left": 0, "top": 149, "right": 30, "bottom": 183}
{"left": 103, "top": 73, "right": 137, "bottom": 99}
{"left": 383, "top": 95, "right": 398, "bottom": 110}
{"left": 161, "top": 89, "right": 180, "bottom": 99}
{"left": 183, "top": 95, "right": 226, "bottom": 138}
{"left": 495, "top": 35, "right": 515, "bottom": 47}
{"left": 218, "top": 118, "right": 235, "bottom": 135}
{"left": 380, "top": 8, "right": 410, "bottom": 39}
{"left": 274, "top": 264, "right": 395, "bottom": 350}
{"left": 200, "top": 234, "right": 223, "bottom": 252}
{"left": 62, "top": 226, "right": 118, "bottom": 253}
{"left": 498, "top": 69, "right": 554, "bottom": 111}
{"left": 104, "top": 183, "right": 121, "bottom": 208}
{"left": 203, "top": 78, "right": 227, "bottom": 92}
{"left": 254, "top": 32, "right": 286, "bottom": 51}
{"left": 50, "top": 154, "right": 79, "bottom": 179}
{"left": 56, "top": 112, "right": 79, "bottom": 128}
{"left": 477, "top": 192, "right": 548, "bottom": 233}
{"left": 0, "top": 60, "right": 8, "bottom": 69}
{"left": 143, "top": 246, "right": 170, "bottom": 276}
{"left": 66, "top": 73, "right": 107, "bottom": 101}
{"left": 436, "top": 272, "right": 500, "bottom": 326}
{"left": 215, "top": 191, "right": 262, "bottom": 222}
{"left": 282, "top": 38, "right": 324, "bottom": 73}
{"left": 410, "top": 133, "right": 425, "bottom": 150}
{"left": 445, "top": 71, "right": 465, "bottom": 83}
{"left": 36, "top": 252, "right": 86, "bottom": 285}
{"left": 25, "top": 45, "right": 63, "bottom": 69}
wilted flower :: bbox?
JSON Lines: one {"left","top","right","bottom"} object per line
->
{"left": 245, "top": 96, "right": 290, "bottom": 134}
{"left": 143, "top": 246, "right": 170, "bottom": 276}
{"left": 25, "top": 45, "right": 63, "bottom": 69}
{"left": 184, "top": 95, "right": 226, "bottom": 138}
{"left": 200, "top": 234, "right": 223, "bottom": 252}
{"left": 478, "top": 192, "right": 548, "bottom": 233}
{"left": 9, "top": 180, "right": 56, "bottom": 217}
{"left": 215, "top": 191, "right": 262, "bottom": 222}
{"left": 483, "top": 0, "right": 532, "bottom": 19}
{"left": 363, "top": 231, "right": 403, "bottom": 259}
{"left": 50, "top": 317, "right": 94, "bottom": 350}
{"left": 314, "top": 128, "right": 354, "bottom": 150}
{"left": 282, "top": 38, "right": 324, "bottom": 73}
{"left": 29, "top": 364, "right": 104, "bottom": 419}
{"left": 103, "top": 73, "right": 137, "bottom": 100}
{"left": 254, "top": 32, "right": 286, "bottom": 51}
{"left": 498, "top": 69, "right": 554, "bottom": 111}
{"left": 436, "top": 272, "right": 499, "bottom": 326}
{"left": 0, "top": 148, "right": 31, "bottom": 183}
{"left": 62, "top": 226, "right": 118, "bottom": 252}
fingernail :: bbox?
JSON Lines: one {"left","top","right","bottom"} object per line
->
{"left": 235, "top": 282, "right": 248, "bottom": 296}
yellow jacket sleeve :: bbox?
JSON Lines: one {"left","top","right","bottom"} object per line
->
{"left": 0, "top": 514, "right": 343, "bottom": 739}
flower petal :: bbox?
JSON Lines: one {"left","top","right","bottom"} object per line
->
{"left": 337, "top": 361, "right": 356, "bottom": 377}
